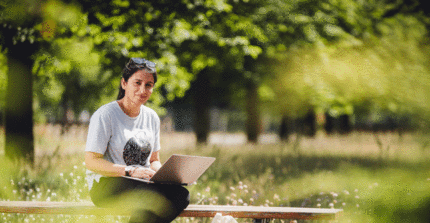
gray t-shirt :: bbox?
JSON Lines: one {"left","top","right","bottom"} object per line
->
{"left": 85, "top": 101, "right": 161, "bottom": 190}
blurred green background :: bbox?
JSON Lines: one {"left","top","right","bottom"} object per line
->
{"left": 1, "top": 0, "right": 430, "bottom": 222}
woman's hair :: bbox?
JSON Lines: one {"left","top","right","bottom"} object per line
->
{"left": 117, "top": 59, "right": 158, "bottom": 100}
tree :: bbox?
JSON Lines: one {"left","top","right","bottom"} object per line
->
{"left": 0, "top": 50, "right": 6, "bottom": 125}
{"left": 175, "top": 0, "right": 268, "bottom": 143}
{"left": 74, "top": 0, "right": 266, "bottom": 144}
{"left": 0, "top": 0, "right": 46, "bottom": 164}
{"left": 33, "top": 30, "right": 107, "bottom": 131}
{"left": 265, "top": 0, "right": 430, "bottom": 135}
{"left": 0, "top": 0, "right": 90, "bottom": 164}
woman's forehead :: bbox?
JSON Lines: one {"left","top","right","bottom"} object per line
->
{"left": 130, "top": 70, "right": 154, "bottom": 82}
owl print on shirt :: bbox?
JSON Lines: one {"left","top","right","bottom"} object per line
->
{"left": 123, "top": 130, "right": 152, "bottom": 166}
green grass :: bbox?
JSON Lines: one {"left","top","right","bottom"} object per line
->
{"left": 1, "top": 125, "right": 430, "bottom": 222}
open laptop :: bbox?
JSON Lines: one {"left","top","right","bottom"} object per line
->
{"left": 123, "top": 154, "right": 216, "bottom": 186}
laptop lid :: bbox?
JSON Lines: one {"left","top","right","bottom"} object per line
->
{"left": 123, "top": 154, "right": 216, "bottom": 185}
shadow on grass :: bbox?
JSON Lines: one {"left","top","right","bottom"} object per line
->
{"left": 201, "top": 147, "right": 429, "bottom": 185}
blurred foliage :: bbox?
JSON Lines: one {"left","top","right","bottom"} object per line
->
{"left": 0, "top": 48, "right": 6, "bottom": 112}
{"left": 33, "top": 23, "right": 108, "bottom": 122}
{"left": 1, "top": 0, "right": 430, "bottom": 125}
{"left": 263, "top": 1, "right": 430, "bottom": 122}
{"left": 0, "top": 155, "right": 13, "bottom": 199}
{"left": 30, "top": 0, "right": 272, "bottom": 120}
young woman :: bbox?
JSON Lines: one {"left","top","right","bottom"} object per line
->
{"left": 85, "top": 58, "right": 189, "bottom": 223}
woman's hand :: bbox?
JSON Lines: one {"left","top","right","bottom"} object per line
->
{"left": 131, "top": 167, "right": 156, "bottom": 179}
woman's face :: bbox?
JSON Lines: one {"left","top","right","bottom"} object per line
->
{"left": 121, "top": 69, "right": 155, "bottom": 106}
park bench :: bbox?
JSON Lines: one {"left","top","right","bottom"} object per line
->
{"left": 0, "top": 201, "right": 342, "bottom": 222}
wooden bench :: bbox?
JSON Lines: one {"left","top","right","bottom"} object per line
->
{"left": 0, "top": 201, "right": 342, "bottom": 222}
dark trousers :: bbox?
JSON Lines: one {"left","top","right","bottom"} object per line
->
{"left": 90, "top": 177, "right": 190, "bottom": 223}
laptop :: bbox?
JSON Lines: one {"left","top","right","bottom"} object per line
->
{"left": 123, "top": 154, "right": 216, "bottom": 186}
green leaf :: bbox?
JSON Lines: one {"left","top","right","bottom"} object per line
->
{"left": 243, "top": 45, "right": 262, "bottom": 59}
{"left": 289, "top": 14, "right": 312, "bottom": 24}
{"left": 323, "top": 24, "right": 344, "bottom": 37}
{"left": 303, "top": 24, "right": 318, "bottom": 42}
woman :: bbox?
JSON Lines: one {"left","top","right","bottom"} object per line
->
{"left": 85, "top": 58, "right": 190, "bottom": 223}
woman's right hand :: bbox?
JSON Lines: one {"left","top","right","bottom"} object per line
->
{"left": 131, "top": 167, "right": 156, "bottom": 179}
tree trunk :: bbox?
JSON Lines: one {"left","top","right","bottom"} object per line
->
{"left": 245, "top": 81, "right": 261, "bottom": 143}
{"left": 339, "top": 114, "right": 352, "bottom": 134}
{"left": 60, "top": 96, "right": 71, "bottom": 135}
{"left": 5, "top": 41, "right": 36, "bottom": 165}
{"left": 279, "top": 115, "right": 290, "bottom": 142}
{"left": 193, "top": 70, "right": 211, "bottom": 144}
{"left": 324, "top": 112, "right": 335, "bottom": 134}
{"left": 303, "top": 110, "right": 316, "bottom": 137}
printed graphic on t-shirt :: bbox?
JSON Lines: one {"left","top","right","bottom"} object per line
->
{"left": 123, "top": 130, "right": 152, "bottom": 166}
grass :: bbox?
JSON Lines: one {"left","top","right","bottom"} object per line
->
{"left": 1, "top": 124, "right": 430, "bottom": 222}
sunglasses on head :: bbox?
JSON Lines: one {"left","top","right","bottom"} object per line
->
{"left": 127, "top": 58, "right": 156, "bottom": 73}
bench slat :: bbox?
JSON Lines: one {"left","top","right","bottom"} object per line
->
{"left": 0, "top": 201, "right": 342, "bottom": 220}
{"left": 181, "top": 205, "right": 341, "bottom": 220}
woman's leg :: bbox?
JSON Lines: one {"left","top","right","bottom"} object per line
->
{"left": 90, "top": 177, "right": 134, "bottom": 207}
{"left": 135, "top": 183, "right": 190, "bottom": 222}
{"left": 90, "top": 177, "right": 189, "bottom": 223}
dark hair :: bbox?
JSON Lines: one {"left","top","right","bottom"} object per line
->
{"left": 116, "top": 61, "right": 158, "bottom": 100}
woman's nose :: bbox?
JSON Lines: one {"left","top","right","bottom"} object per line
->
{"left": 139, "top": 85, "right": 146, "bottom": 94}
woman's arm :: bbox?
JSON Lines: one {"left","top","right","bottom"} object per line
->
{"left": 150, "top": 151, "right": 162, "bottom": 172}
{"left": 85, "top": 151, "right": 156, "bottom": 179}
{"left": 85, "top": 151, "right": 127, "bottom": 177}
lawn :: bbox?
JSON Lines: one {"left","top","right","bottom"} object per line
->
{"left": 1, "top": 125, "right": 430, "bottom": 222}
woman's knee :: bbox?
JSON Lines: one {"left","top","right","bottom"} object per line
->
{"left": 176, "top": 185, "right": 190, "bottom": 198}
{"left": 173, "top": 186, "right": 190, "bottom": 210}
